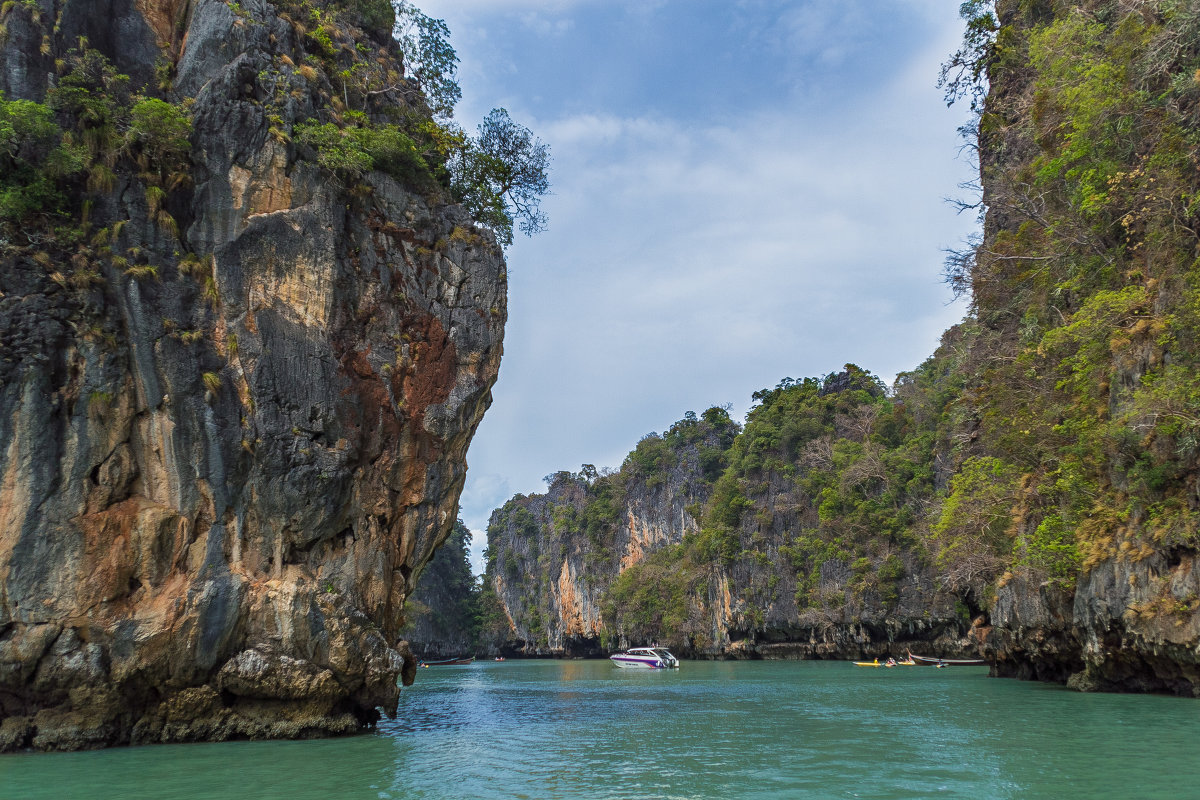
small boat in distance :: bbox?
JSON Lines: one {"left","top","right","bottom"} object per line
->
{"left": 609, "top": 647, "right": 679, "bottom": 669}
{"left": 907, "top": 652, "right": 988, "bottom": 667}
{"left": 853, "top": 657, "right": 914, "bottom": 667}
{"left": 420, "top": 656, "right": 475, "bottom": 667}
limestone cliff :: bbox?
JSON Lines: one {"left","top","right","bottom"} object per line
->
{"left": 952, "top": 0, "right": 1200, "bottom": 693}
{"left": 0, "top": 0, "right": 505, "bottom": 750}
{"left": 484, "top": 409, "right": 737, "bottom": 656}
{"left": 483, "top": 376, "right": 979, "bottom": 662}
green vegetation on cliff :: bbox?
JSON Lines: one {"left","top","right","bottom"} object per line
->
{"left": 0, "top": 0, "right": 548, "bottom": 251}
{"left": 482, "top": 365, "right": 969, "bottom": 657}
{"left": 0, "top": 0, "right": 514, "bottom": 751}
{"left": 0, "top": 47, "right": 190, "bottom": 237}
{"left": 403, "top": 521, "right": 485, "bottom": 657}
{"left": 0, "top": 93, "right": 80, "bottom": 223}
{"left": 483, "top": 407, "right": 741, "bottom": 654}
{"left": 932, "top": 0, "right": 1200, "bottom": 597}
{"left": 602, "top": 361, "right": 961, "bottom": 651}
{"left": 277, "top": 0, "right": 550, "bottom": 246}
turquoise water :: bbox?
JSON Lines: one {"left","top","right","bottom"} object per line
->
{"left": 4, "top": 660, "right": 1200, "bottom": 799}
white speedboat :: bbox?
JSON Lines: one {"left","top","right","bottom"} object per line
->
{"left": 609, "top": 647, "right": 679, "bottom": 669}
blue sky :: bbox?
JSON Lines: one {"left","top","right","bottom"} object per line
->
{"left": 414, "top": 0, "right": 979, "bottom": 572}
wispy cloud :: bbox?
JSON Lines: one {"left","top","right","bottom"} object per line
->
{"left": 426, "top": 0, "right": 976, "bottom": 571}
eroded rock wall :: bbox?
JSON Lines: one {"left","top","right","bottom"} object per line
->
{"left": 0, "top": 0, "right": 505, "bottom": 750}
{"left": 483, "top": 379, "right": 985, "bottom": 663}
{"left": 484, "top": 424, "right": 724, "bottom": 657}
{"left": 487, "top": 481, "right": 605, "bottom": 656}
{"left": 966, "top": 0, "right": 1200, "bottom": 694}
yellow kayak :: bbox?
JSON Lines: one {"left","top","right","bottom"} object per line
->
{"left": 853, "top": 659, "right": 916, "bottom": 667}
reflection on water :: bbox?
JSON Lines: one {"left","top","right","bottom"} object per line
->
{"left": 557, "top": 660, "right": 587, "bottom": 682}
{"left": 5, "top": 660, "right": 1200, "bottom": 800}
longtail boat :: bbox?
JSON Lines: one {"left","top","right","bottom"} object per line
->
{"left": 420, "top": 656, "right": 475, "bottom": 666}
{"left": 907, "top": 652, "right": 988, "bottom": 667}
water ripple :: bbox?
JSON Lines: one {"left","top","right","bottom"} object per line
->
{"left": 6, "top": 661, "right": 1200, "bottom": 800}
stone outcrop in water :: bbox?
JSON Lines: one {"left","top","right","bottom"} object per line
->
{"left": 0, "top": 0, "right": 505, "bottom": 750}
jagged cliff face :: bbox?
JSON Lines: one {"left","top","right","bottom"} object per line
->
{"left": 484, "top": 391, "right": 982, "bottom": 662}
{"left": 958, "top": 0, "right": 1200, "bottom": 693}
{"left": 488, "top": 480, "right": 618, "bottom": 656}
{"left": 0, "top": 0, "right": 505, "bottom": 750}
{"left": 484, "top": 411, "right": 736, "bottom": 656}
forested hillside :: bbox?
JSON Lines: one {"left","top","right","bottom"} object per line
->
{"left": 402, "top": 521, "right": 481, "bottom": 660}
{"left": 480, "top": 0, "right": 1200, "bottom": 694}
{"left": 937, "top": 0, "right": 1200, "bottom": 690}
{"left": 483, "top": 366, "right": 979, "bottom": 660}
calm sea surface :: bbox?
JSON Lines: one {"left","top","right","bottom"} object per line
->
{"left": 4, "top": 659, "right": 1200, "bottom": 799}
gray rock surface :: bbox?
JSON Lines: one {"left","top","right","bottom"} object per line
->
{"left": 0, "top": 0, "right": 505, "bottom": 749}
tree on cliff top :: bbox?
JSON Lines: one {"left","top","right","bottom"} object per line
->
{"left": 451, "top": 108, "right": 551, "bottom": 246}
{"left": 297, "top": 3, "right": 552, "bottom": 247}
{"left": 393, "top": 1, "right": 462, "bottom": 120}
{"left": 388, "top": 4, "right": 551, "bottom": 245}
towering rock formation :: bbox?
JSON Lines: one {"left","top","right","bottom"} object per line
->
{"left": 0, "top": 0, "right": 505, "bottom": 750}
{"left": 484, "top": 408, "right": 739, "bottom": 657}
{"left": 953, "top": 0, "right": 1200, "bottom": 692}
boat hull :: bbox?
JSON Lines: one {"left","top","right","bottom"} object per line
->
{"left": 907, "top": 653, "right": 988, "bottom": 667}
{"left": 610, "top": 655, "right": 670, "bottom": 669}
{"left": 609, "top": 648, "right": 679, "bottom": 669}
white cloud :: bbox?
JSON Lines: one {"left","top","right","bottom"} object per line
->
{"left": 517, "top": 11, "right": 574, "bottom": 36}
{"left": 432, "top": 0, "right": 978, "bottom": 571}
{"left": 774, "top": 1, "right": 870, "bottom": 67}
